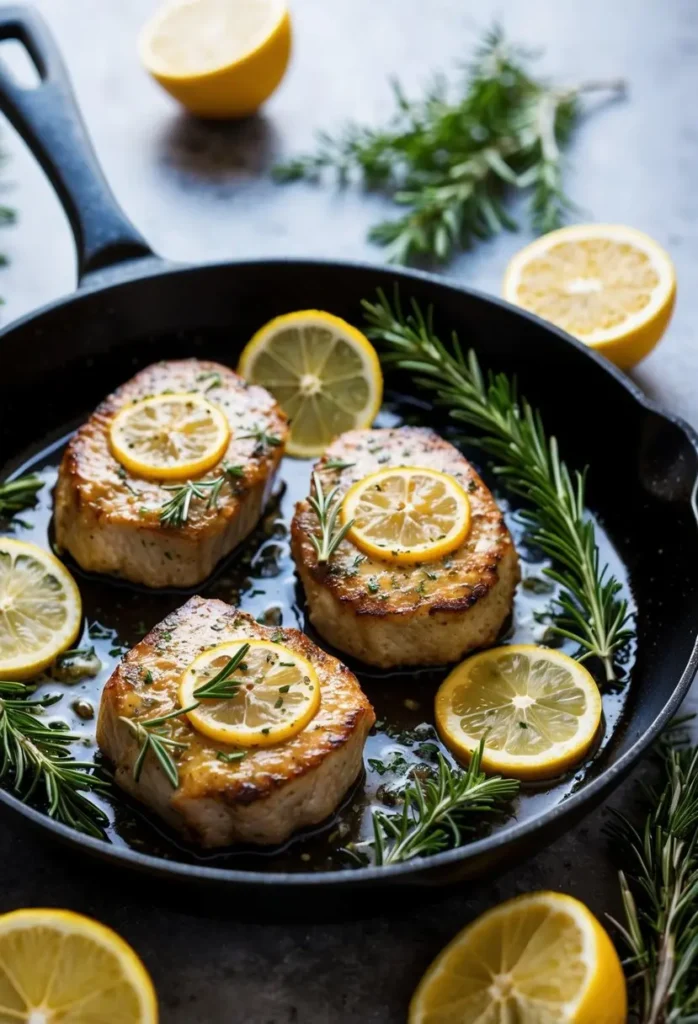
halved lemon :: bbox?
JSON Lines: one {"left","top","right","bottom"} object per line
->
{"left": 238, "top": 310, "right": 383, "bottom": 458}
{"left": 180, "top": 639, "right": 321, "bottom": 747}
{"left": 139, "top": 0, "right": 291, "bottom": 119}
{"left": 435, "top": 645, "right": 602, "bottom": 781}
{"left": 409, "top": 891, "right": 627, "bottom": 1024}
{"left": 0, "top": 539, "right": 82, "bottom": 680}
{"left": 109, "top": 393, "right": 230, "bottom": 481}
{"left": 341, "top": 467, "right": 471, "bottom": 564}
{"left": 503, "top": 223, "right": 676, "bottom": 369}
{"left": 0, "top": 908, "right": 158, "bottom": 1022}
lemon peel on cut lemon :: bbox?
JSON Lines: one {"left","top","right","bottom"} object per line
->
{"left": 139, "top": 0, "right": 291, "bottom": 119}
{"left": 180, "top": 639, "right": 320, "bottom": 747}
{"left": 341, "top": 466, "right": 471, "bottom": 565}
{"left": 409, "top": 891, "right": 627, "bottom": 1024}
{"left": 0, "top": 907, "right": 158, "bottom": 1023}
{"left": 503, "top": 223, "right": 676, "bottom": 369}
{"left": 238, "top": 310, "right": 383, "bottom": 458}
{"left": 109, "top": 392, "right": 230, "bottom": 482}
{"left": 0, "top": 538, "right": 82, "bottom": 681}
{"left": 435, "top": 645, "right": 602, "bottom": 781}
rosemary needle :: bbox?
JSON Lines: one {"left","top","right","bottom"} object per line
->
{"left": 308, "top": 471, "right": 354, "bottom": 564}
{"left": 0, "top": 473, "right": 44, "bottom": 517}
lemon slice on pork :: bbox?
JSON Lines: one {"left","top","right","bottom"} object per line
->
{"left": 109, "top": 392, "right": 230, "bottom": 481}
{"left": 0, "top": 538, "right": 82, "bottom": 680}
{"left": 435, "top": 645, "right": 602, "bottom": 781}
{"left": 180, "top": 639, "right": 321, "bottom": 747}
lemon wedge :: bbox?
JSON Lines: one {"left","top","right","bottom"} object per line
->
{"left": 503, "top": 223, "right": 676, "bottom": 369}
{"left": 139, "top": 0, "right": 291, "bottom": 119}
{"left": 409, "top": 891, "right": 627, "bottom": 1024}
{"left": 180, "top": 639, "right": 320, "bottom": 747}
{"left": 0, "top": 539, "right": 82, "bottom": 680}
{"left": 341, "top": 467, "right": 471, "bottom": 564}
{"left": 435, "top": 645, "right": 602, "bottom": 781}
{"left": 0, "top": 908, "right": 158, "bottom": 1022}
{"left": 109, "top": 393, "right": 230, "bottom": 481}
{"left": 238, "top": 310, "right": 383, "bottom": 458}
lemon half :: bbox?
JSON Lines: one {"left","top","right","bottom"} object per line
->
{"left": 180, "top": 639, "right": 321, "bottom": 747}
{"left": 0, "top": 539, "right": 82, "bottom": 680}
{"left": 341, "top": 466, "right": 471, "bottom": 564}
{"left": 0, "top": 908, "right": 158, "bottom": 1022}
{"left": 409, "top": 891, "right": 627, "bottom": 1024}
{"left": 503, "top": 223, "right": 676, "bottom": 369}
{"left": 238, "top": 310, "right": 383, "bottom": 458}
{"left": 109, "top": 393, "right": 230, "bottom": 482}
{"left": 435, "top": 645, "right": 602, "bottom": 781}
{"left": 139, "top": 0, "right": 291, "bottom": 119}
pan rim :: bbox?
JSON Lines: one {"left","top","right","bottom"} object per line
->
{"left": 1, "top": 253, "right": 697, "bottom": 887}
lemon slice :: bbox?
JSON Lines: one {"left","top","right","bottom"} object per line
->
{"left": 238, "top": 310, "right": 383, "bottom": 458}
{"left": 0, "top": 539, "right": 82, "bottom": 681}
{"left": 179, "top": 639, "right": 321, "bottom": 747}
{"left": 139, "top": 0, "right": 291, "bottom": 119}
{"left": 109, "top": 393, "right": 230, "bottom": 481}
{"left": 435, "top": 645, "right": 602, "bottom": 781}
{"left": 340, "top": 467, "right": 471, "bottom": 564}
{"left": 0, "top": 908, "right": 158, "bottom": 1022}
{"left": 503, "top": 223, "right": 676, "bottom": 369}
{"left": 409, "top": 891, "right": 627, "bottom": 1024}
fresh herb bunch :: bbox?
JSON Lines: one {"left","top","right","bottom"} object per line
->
{"left": 363, "top": 290, "right": 633, "bottom": 682}
{"left": 354, "top": 741, "right": 518, "bottom": 866}
{"left": 0, "top": 681, "right": 109, "bottom": 838}
{"left": 0, "top": 473, "right": 43, "bottom": 517}
{"left": 608, "top": 729, "right": 698, "bottom": 1024}
{"left": 275, "top": 27, "right": 623, "bottom": 264}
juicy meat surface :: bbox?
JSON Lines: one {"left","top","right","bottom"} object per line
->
{"left": 54, "top": 359, "right": 288, "bottom": 587}
{"left": 291, "top": 427, "right": 520, "bottom": 668}
{"left": 97, "top": 597, "right": 375, "bottom": 848}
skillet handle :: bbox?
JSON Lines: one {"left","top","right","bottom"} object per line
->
{"left": 0, "top": 5, "right": 154, "bottom": 280}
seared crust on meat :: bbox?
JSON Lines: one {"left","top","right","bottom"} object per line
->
{"left": 291, "top": 427, "right": 519, "bottom": 668}
{"left": 54, "top": 359, "right": 288, "bottom": 587}
{"left": 97, "top": 597, "right": 375, "bottom": 848}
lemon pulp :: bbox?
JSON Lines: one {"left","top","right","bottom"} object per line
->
{"left": 238, "top": 310, "right": 383, "bottom": 458}
{"left": 180, "top": 639, "right": 321, "bottom": 747}
{"left": 341, "top": 467, "right": 471, "bottom": 564}
{"left": 0, "top": 539, "right": 82, "bottom": 680}
{"left": 435, "top": 645, "right": 602, "bottom": 780}
{"left": 109, "top": 392, "right": 230, "bottom": 481}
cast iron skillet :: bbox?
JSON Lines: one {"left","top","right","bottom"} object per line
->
{"left": 0, "top": 5, "right": 697, "bottom": 895}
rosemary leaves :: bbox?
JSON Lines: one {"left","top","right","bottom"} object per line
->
{"left": 0, "top": 473, "right": 43, "bottom": 517}
{"left": 364, "top": 289, "right": 633, "bottom": 681}
{"left": 120, "top": 705, "right": 197, "bottom": 789}
{"left": 308, "top": 471, "right": 354, "bottom": 564}
{"left": 275, "top": 27, "right": 624, "bottom": 265}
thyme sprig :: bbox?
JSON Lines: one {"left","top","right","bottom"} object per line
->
{"left": 120, "top": 704, "right": 198, "bottom": 789}
{"left": 0, "top": 473, "right": 43, "bottom": 517}
{"left": 275, "top": 26, "right": 624, "bottom": 265}
{"left": 361, "top": 742, "right": 518, "bottom": 866}
{"left": 308, "top": 471, "right": 354, "bottom": 565}
{"left": 363, "top": 289, "right": 633, "bottom": 681}
{"left": 0, "top": 681, "right": 109, "bottom": 838}
{"left": 193, "top": 643, "right": 250, "bottom": 700}
{"left": 608, "top": 732, "right": 698, "bottom": 1024}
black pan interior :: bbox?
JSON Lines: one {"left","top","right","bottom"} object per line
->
{"left": 1, "top": 258, "right": 697, "bottom": 885}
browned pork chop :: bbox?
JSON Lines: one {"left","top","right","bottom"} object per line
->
{"left": 291, "top": 427, "right": 519, "bottom": 668}
{"left": 54, "top": 359, "right": 288, "bottom": 587}
{"left": 97, "top": 597, "right": 375, "bottom": 848}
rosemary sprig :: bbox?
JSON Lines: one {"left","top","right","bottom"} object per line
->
{"left": 158, "top": 464, "right": 244, "bottom": 527}
{"left": 120, "top": 704, "right": 198, "bottom": 789}
{"left": 607, "top": 732, "right": 698, "bottom": 1024}
{"left": 0, "top": 473, "right": 43, "bottom": 517}
{"left": 193, "top": 643, "right": 250, "bottom": 700}
{"left": 239, "top": 426, "right": 282, "bottom": 455}
{"left": 364, "top": 290, "right": 633, "bottom": 681}
{"left": 275, "top": 26, "right": 624, "bottom": 264}
{"left": 0, "top": 681, "right": 109, "bottom": 838}
{"left": 364, "top": 742, "right": 518, "bottom": 866}
{"left": 308, "top": 471, "right": 354, "bottom": 564}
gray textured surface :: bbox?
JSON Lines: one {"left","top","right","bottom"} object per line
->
{"left": 0, "top": 1, "right": 696, "bottom": 1020}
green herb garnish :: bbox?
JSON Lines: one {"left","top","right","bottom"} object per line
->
{"left": 120, "top": 705, "right": 197, "bottom": 789}
{"left": 308, "top": 471, "right": 354, "bottom": 565}
{"left": 192, "top": 644, "right": 250, "bottom": 700}
{"left": 0, "top": 473, "right": 43, "bottom": 517}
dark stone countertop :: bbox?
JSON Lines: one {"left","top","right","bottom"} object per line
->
{"left": 1, "top": 0, "right": 697, "bottom": 1020}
